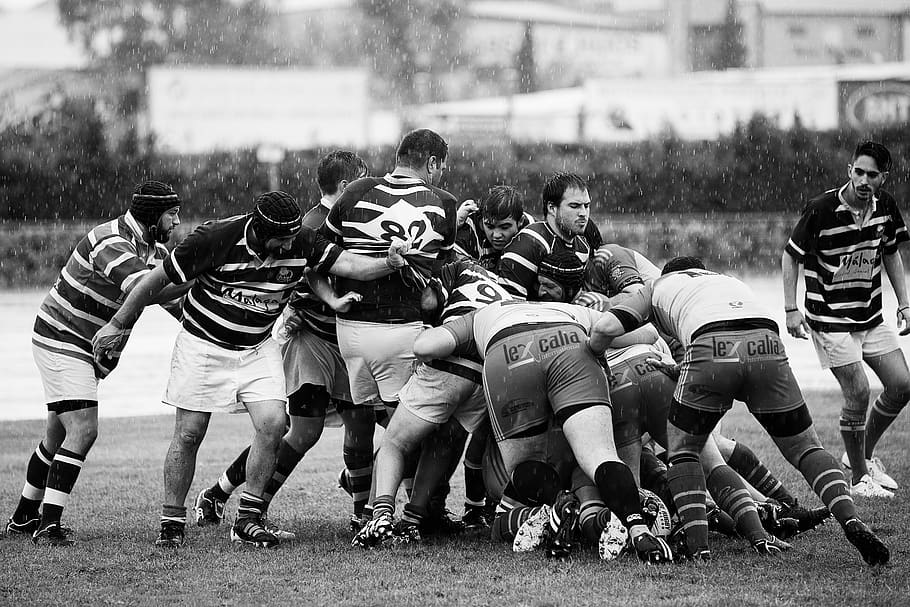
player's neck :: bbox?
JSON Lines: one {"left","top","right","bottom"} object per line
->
{"left": 391, "top": 165, "right": 428, "bottom": 183}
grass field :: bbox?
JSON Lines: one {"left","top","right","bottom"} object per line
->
{"left": 2, "top": 388, "right": 909, "bottom": 607}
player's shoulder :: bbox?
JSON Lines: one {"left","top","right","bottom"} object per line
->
{"left": 803, "top": 189, "right": 839, "bottom": 214}
{"left": 427, "top": 184, "right": 458, "bottom": 207}
{"left": 337, "top": 176, "right": 384, "bottom": 204}
{"left": 301, "top": 202, "right": 330, "bottom": 230}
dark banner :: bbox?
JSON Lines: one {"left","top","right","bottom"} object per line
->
{"left": 839, "top": 79, "right": 910, "bottom": 130}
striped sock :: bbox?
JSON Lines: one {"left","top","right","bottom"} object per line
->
{"left": 221, "top": 446, "right": 250, "bottom": 495}
{"left": 161, "top": 504, "right": 187, "bottom": 528}
{"left": 13, "top": 442, "right": 53, "bottom": 522}
{"left": 372, "top": 495, "right": 395, "bottom": 520}
{"left": 866, "top": 393, "right": 906, "bottom": 456}
{"left": 667, "top": 456, "right": 709, "bottom": 553}
{"left": 707, "top": 465, "right": 764, "bottom": 543}
{"left": 347, "top": 464, "right": 373, "bottom": 518}
{"left": 727, "top": 441, "right": 796, "bottom": 507}
{"left": 237, "top": 492, "right": 268, "bottom": 521}
{"left": 799, "top": 448, "right": 855, "bottom": 525}
{"left": 263, "top": 440, "right": 304, "bottom": 503}
{"left": 401, "top": 503, "right": 426, "bottom": 527}
{"left": 40, "top": 448, "right": 85, "bottom": 527}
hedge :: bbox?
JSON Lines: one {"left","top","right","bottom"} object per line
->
{"left": 3, "top": 110, "right": 910, "bottom": 221}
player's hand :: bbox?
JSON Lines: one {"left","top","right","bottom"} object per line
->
{"left": 283, "top": 309, "right": 305, "bottom": 337}
{"left": 331, "top": 291, "right": 363, "bottom": 313}
{"left": 92, "top": 322, "right": 128, "bottom": 363}
{"left": 898, "top": 306, "right": 910, "bottom": 336}
{"left": 644, "top": 356, "right": 680, "bottom": 381}
{"left": 785, "top": 309, "right": 810, "bottom": 340}
{"left": 386, "top": 238, "right": 411, "bottom": 270}
{"left": 456, "top": 199, "right": 478, "bottom": 227}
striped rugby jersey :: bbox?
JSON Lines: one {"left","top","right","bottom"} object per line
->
{"left": 454, "top": 211, "right": 534, "bottom": 272}
{"left": 426, "top": 259, "right": 513, "bottom": 383}
{"left": 32, "top": 212, "right": 169, "bottom": 379}
{"left": 287, "top": 198, "right": 340, "bottom": 345}
{"left": 321, "top": 173, "right": 457, "bottom": 323}
{"left": 498, "top": 221, "right": 591, "bottom": 299}
{"left": 785, "top": 185, "right": 909, "bottom": 332}
{"left": 163, "top": 214, "right": 341, "bottom": 349}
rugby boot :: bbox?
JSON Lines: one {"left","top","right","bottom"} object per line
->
{"left": 844, "top": 518, "right": 890, "bottom": 567}
{"left": 32, "top": 522, "right": 75, "bottom": 547}
{"left": 193, "top": 487, "right": 225, "bottom": 526}
{"left": 230, "top": 517, "right": 280, "bottom": 548}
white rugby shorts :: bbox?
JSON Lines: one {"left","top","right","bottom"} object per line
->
{"left": 32, "top": 343, "right": 99, "bottom": 404}
{"left": 335, "top": 318, "right": 421, "bottom": 405}
{"left": 810, "top": 323, "right": 901, "bottom": 369}
{"left": 163, "top": 329, "right": 286, "bottom": 413}
{"left": 398, "top": 363, "right": 487, "bottom": 433}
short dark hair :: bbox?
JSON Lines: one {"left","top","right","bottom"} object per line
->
{"left": 480, "top": 185, "right": 525, "bottom": 222}
{"left": 542, "top": 172, "right": 587, "bottom": 213}
{"left": 396, "top": 129, "right": 448, "bottom": 169}
{"left": 317, "top": 150, "right": 368, "bottom": 195}
{"left": 853, "top": 141, "right": 893, "bottom": 172}
{"left": 661, "top": 256, "right": 706, "bottom": 275}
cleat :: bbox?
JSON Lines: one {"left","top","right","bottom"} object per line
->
{"left": 851, "top": 474, "right": 894, "bottom": 499}
{"left": 756, "top": 501, "right": 800, "bottom": 540}
{"left": 6, "top": 516, "right": 40, "bottom": 536}
{"left": 843, "top": 454, "right": 898, "bottom": 491}
{"left": 706, "top": 504, "right": 737, "bottom": 537}
{"left": 193, "top": 488, "right": 225, "bottom": 526}
{"left": 545, "top": 491, "right": 580, "bottom": 559}
{"left": 351, "top": 512, "right": 394, "bottom": 549}
{"left": 844, "top": 518, "right": 890, "bottom": 567}
{"left": 391, "top": 521, "right": 421, "bottom": 546}
{"left": 779, "top": 502, "right": 830, "bottom": 534}
{"left": 462, "top": 504, "right": 492, "bottom": 531}
{"left": 349, "top": 514, "right": 366, "bottom": 534}
{"left": 337, "top": 468, "right": 353, "bottom": 497}
{"left": 751, "top": 535, "right": 791, "bottom": 555}
{"left": 32, "top": 523, "right": 75, "bottom": 547}
{"left": 155, "top": 522, "right": 185, "bottom": 548}
{"left": 262, "top": 518, "right": 296, "bottom": 541}
{"left": 632, "top": 530, "right": 673, "bottom": 563}
{"left": 513, "top": 505, "right": 551, "bottom": 553}
{"left": 597, "top": 511, "right": 629, "bottom": 561}
{"left": 230, "top": 517, "right": 280, "bottom": 548}
{"left": 421, "top": 508, "right": 465, "bottom": 536}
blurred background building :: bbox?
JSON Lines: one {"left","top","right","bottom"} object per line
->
{"left": 2, "top": 0, "right": 910, "bottom": 152}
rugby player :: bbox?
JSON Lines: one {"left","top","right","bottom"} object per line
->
{"left": 92, "top": 191, "right": 409, "bottom": 548}
{"left": 588, "top": 256, "right": 890, "bottom": 565}
{"left": 412, "top": 298, "right": 674, "bottom": 563}
{"left": 7, "top": 181, "right": 185, "bottom": 546}
{"left": 783, "top": 141, "right": 910, "bottom": 498}
{"left": 192, "top": 151, "right": 378, "bottom": 535}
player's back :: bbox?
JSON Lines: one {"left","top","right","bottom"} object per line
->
{"left": 651, "top": 269, "right": 774, "bottom": 347}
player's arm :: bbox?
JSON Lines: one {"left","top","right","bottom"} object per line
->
{"left": 306, "top": 269, "right": 362, "bottom": 313}
{"left": 413, "top": 311, "right": 476, "bottom": 363}
{"left": 588, "top": 287, "right": 651, "bottom": 356}
{"left": 326, "top": 240, "right": 409, "bottom": 280}
{"left": 883, "top": 251, "right": 910, "bottom": 334}
{"left": 611, "top": 323, "right": 659, "bottom": 348}
{"left": 498, "top": 231, "right": 542, "bottom": 298}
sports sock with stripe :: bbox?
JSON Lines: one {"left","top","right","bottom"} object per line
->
{"left": 40, "top": 447, "right": 85, "bottom": 527}
{"left": 667, "top": 454, "right": 709, "bottom": 554}
{"left": 726, "top": 441, "right": 796, "bottom": 507}
{"left": 13, "top": 442, "right": 53, "bottom": 522}
{"left": 798, "top": 448, "right": 855, "bottom": 525}
{"left": 707, "top": 465, "right": 765, "bottom": 543}
{"left": 263, "top": 440, "right": 304, "bottom": 504}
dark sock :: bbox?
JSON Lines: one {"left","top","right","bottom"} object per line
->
{"left": 727, "top": 441, "right": 796, "bottom": 507}
{"left": 799, "top": 448, "right": 855, "bottom": 525}
{"left": 593, "top": 461, "right": 646, "bottom": 530}
{"left": 13, "top": 442, "right": 53, "bottom": 521}
{"left": 40, "top": 447, "right": 85, "bottom": 527}
{"left": 707, "top": 465, "right": 764, "bottom": 543}
{"left": 262, "top": 440, "right": 304, "bottom": 503}
{"left": 667, "top": 455, "right": 708, "bottom": 553}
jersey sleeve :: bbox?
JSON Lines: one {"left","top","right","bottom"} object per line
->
{"left": 163, "top": 221, "right": 229, "bottom": 285}
{"left": 608, "top": 284, "right": 654, "bottom": 332}
{"left": 90, "top": 235, "right": 153, "bottom": 293}
{"left": 585, "top": 245, "right": 645, "bottom": 296}
{"left": 454, "top": 215, "right": 481, "bottom": 260}
{"left": 498, "top": 229, "right": 545, "bottom": 298}
{"left": 298, "top": 226, "right": 343, "bottom": 273}
{"left": 785, "top": 204, "right": 818, "bottom": 261}
{"left": 883, "top": 193, "right": 910, "bottom": 254}
{"left": 439, "top": 310, "right": 477, "bottom": 350}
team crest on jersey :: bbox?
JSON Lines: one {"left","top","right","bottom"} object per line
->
{"left": 275, "top": 267, "right": 295, "bottom": 284}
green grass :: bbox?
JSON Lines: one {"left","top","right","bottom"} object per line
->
{"left": 2, "top": 389, "right": 909, "bottom": 606}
